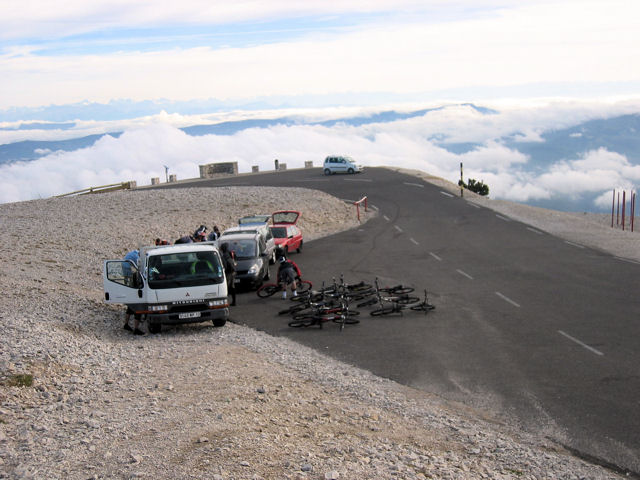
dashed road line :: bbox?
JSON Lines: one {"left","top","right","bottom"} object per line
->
{"left": 404, "top": 182, "right": 424, "bottom": 188}
{"left": 429, "top": 252, "right": 442, "bottom": 261}
{"left": 614, "top": 256, "right": 640, "bottom": 265}
{"left": 495, "top": 291, "right": 520, "bottom": 307}
{"left": 409, "top": 238, "right": 419, "bottom": 245}
{"left": 394, "top": 225, "right": 404, "bottom": 233}
{"left": 344, "top": 178, "right": 373, "bottom": 182}
{"left": 383, "top": 215, "right": 391, "bottom": 222}
{"left": 565, "top": 240, "right": 585, "bottom": 249}
{"left": 440, "top": 191, "right": 454, "bottom": 198}
{"left": 558, "top": 330, "right": 604, "bottom": 356}
{"left": 527, "top": 227, "right": 544, "bottom": 235}
{"left": 468, "top": 203, "right": 481, "bottom": 209}
{"left": 456, "top": 269, "right": 474, "bottom": 280}
{"left": 496, "top": 214, "right": 510, "bottom": 222}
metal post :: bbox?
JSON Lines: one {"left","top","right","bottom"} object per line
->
{"left": 460, "top": 162, "right": 464, "bottom": 197}
{"left": 632, "top": 192, "right": 636, "bottom": 232}
{"left": 622, "top": 191, "right": 626, "bottom": 231}
{"left": 611, "top": 189, "right": 615, "bottom": 228}
{"left": 617, "top": 192, "right": 620, "bottom": 225}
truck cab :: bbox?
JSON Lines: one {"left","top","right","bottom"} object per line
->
{"left": 103, "top": 243, "right": 229, "bottom": 333}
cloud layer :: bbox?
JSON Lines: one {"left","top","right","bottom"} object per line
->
{"left": 2, "top": 101, "right": 639, "bottom": 211}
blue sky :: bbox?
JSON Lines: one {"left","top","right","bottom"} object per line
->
{"left": 2, "top": 0, "right": 640, "bottom": 109}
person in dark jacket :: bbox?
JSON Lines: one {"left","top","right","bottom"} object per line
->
{"left": 219, "top": 243, "right": 237, "bottom": 306}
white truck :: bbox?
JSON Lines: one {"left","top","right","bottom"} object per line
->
{"left": 103, "top": 243, "right": 229, "bottom": 333}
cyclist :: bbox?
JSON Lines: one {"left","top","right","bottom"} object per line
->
{"left": 277, "top": 256, "right": 301, "bottom": 299}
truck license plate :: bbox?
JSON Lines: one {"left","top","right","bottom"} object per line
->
{"left": 179, "top": 312, "right": 201, "bottom": 319}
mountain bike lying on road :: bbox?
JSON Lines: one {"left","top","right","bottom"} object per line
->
{"left": 409, "top": 289, "right": 436, "bottom": 314}
{"left": 357, "top": 278, "right": 419, "bottom": 308}
{"left": 319, "top": 275, "right": 375, "bottom": 301}
{"left": 256, "top": 277, "right": 313, "bottom": 298}
{"left": 287, "top": 296, "right": 360, "bottom": 330}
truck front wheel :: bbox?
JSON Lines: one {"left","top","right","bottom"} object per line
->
{"left": 213, "top": 319, "right": 227, "bottom": 327}
{"left": 148, "top": 322, "right": 161, "bottom": 334}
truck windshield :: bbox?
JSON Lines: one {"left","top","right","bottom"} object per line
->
{"left": 147, "top": 251, "right": 224, "bottom": 289}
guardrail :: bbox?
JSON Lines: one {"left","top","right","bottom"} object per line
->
{"left": 354, "top": 196, "right": 368, "bottom": 221}
{"left": 55, "top": 181, "right": 136, "bottom": 198}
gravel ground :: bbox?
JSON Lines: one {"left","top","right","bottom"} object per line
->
{"left": 0, "top": 175, "right": 635, "bottom": 479}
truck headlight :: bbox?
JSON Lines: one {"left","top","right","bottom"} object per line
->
{"left": 148, "top": 304, "right": 169, "bottom": 312}
{"left": 208, "top": 299, "right": 227, "bottom": 308}
{"left": 248, "top": 264, "right": 259, "bottom": 275}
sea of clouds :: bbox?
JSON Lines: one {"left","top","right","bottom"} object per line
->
{"left": 1, "top": 100, "right": 639, "bottom": 211}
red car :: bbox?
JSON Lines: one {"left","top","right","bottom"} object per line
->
{"left": 270, "top": 210, "right": 303, "bottom": 255}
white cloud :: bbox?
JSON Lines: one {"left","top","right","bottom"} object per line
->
{"left": 1, "top": 1, "right": 640, "bottom": 108}
{"left": 2, "top": 100, "right": 640, "bottom": 211}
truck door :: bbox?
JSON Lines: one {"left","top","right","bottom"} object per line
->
{"left": 103, "top": 260, "right": 145, "bottom": 304}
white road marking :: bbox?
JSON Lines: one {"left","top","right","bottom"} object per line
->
{"left": 441, "top": 191, "right": 454, "bottom": 198}
{"left": 410, "top": 238, "right": 419, "bottom": 245}
{"left": 565, "top": 240, "right": 585, "bottom": 249}
{"left": 527, "top": 227, "right": 544, "bottom": 235}
{"left": 496, "top": 215, "right": 510, "bottom": 222}
{"left": 495, "top": 291, "right": 520, "bottom": 307}
{"left": 429, "top": 252, "right": 442, "bottom": 261}
{"left": 344, "top": 178, "right": 373, "bottom": 182}
{"left": 394, "top": 225, "right": 403, "bottom": 233}
{"left": 614, "top": 257, "right": 640, "bottom": 265}
{"left": 558, "top": 330, "right": 604, "bottom": 356}
{"left": 468, "top": 203, "right": 481, "bottom": 209}
{"left": 404, "top": 182, "right": 424, "bottom": 188}
{"left": 383, "top": 215, "right": 391, "bottom": 222}
{"left": 456, "top": 269, "right": 474, "bottom": 280}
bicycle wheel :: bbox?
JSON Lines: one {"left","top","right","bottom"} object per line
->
{"left": 370, "top": 306, "right": 399, "bottom": 316}
{"left": 297, "top": 280, "right": 312, "bottom": 293}
{"left": 392, "top": 286, "right": 414, "bottom": 295}
{"left": 256, "top": 283, "right": 280, "bottom": 298}
{"left": 346, "top": 282, "right": 373, "bottom": 292}
{"left": 357, "top": 297, "right": 378, "bottom": 308}
{"left": 410, "top": 303, "right": 436, "bottom": 312}
{"left": 288, "top": 316, "right": 317, "bottom": 328}
{"left": 379, "top": 285, "right": 414, "bottom": 295}
{"left": 332, "top": 314, "right": 360, "bottom": 325}
{"left": 278, "top": 303, "right": 310, "bottom": 316}
{"left": 395, "top": 296, "right": 420, "bottom": 305}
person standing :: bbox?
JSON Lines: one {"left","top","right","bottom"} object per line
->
{"left": 219, "top": 243, "right": 237, "bottom": 306}
{"left": 122, "top": 249, "right": 144, "bottom": 335}
{"left": 207, "top": 225, "right": 221, "bottom": 242}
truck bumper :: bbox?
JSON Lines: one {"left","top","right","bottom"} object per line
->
{"left": 147, "top": 307, "right": 229, "bottom": 325}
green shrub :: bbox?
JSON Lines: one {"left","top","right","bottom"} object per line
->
{"left": 459, "top": 178, "right": 489, "bottom": 196}
{"left": 5, "top": 373, "right": 34, "bottom": 387}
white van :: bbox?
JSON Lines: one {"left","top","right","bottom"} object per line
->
{"left": 323, "top": 155, "right": 364, "bottom": 175}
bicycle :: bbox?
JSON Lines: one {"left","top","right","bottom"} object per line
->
{"left": 256, "top": 278, "right": 312, "bottom": 298}
{"left": 357, "top": 278, "right": 419, "bottom": 308}
{"left": 288, "top": 297, "right": 360, "bottom": 330}
{"left": 409, "top": 289, "right": 436, "bottom": 314}
{"left": 319, "top": 275, "right": 375, "bottom": 301}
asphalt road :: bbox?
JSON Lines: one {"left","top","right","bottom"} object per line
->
{"left": 160, "top": 167, "right": 640, "bottom": 475}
